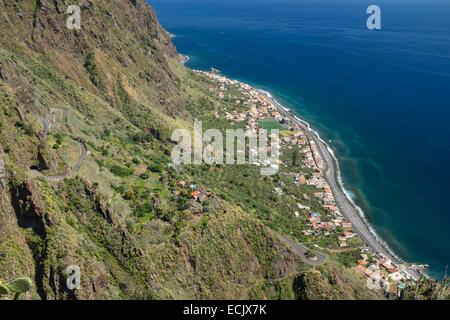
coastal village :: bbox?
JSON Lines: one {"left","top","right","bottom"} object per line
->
{"left": 194, "top": 69, "right": 425, "bottom": 297}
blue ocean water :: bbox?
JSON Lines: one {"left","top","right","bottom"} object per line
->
{"left": 150, "top": 0, "right": 450, "bottom": 279}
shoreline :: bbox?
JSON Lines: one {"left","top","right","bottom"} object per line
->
{"left": 194, "top": 68, "right": 426, "bottom": 280}
{"left": 257, "top": 90, "right": 426, "bottom": 280}
{"left": 178, "top": 54, "right": 190, "bottom": 64}
{"left": 261, "top": 92, "right": 400, "bottom": 259}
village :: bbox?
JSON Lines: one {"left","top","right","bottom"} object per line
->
{"left": 194, "top": 69, "right": 419, "bottom": 296}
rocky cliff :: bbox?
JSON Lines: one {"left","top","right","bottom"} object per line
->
{"left": 0, "top": 0, "right": 382, "bottom": 300}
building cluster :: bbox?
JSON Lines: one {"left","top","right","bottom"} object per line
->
{"left": 196, "top": 70, "right": 424, "bottom": 286}
{"left": 302, "top": 153, "right": 358, "bottom": 246}
{"left": 301, "top": 205, "right": 357, "bottom": 248}
{"left": 354, "top": 252, "right": 413, "bottom": 296}
{"left": 199, "top": 70, "right": 286, "bottom": 133}
{"left": 199, "top": 70, "right": 360, "bottom": 248}
{"left": 200, "top": 70, "right": 285, "bottom": 170}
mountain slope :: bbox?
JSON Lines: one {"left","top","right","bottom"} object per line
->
{"left": 0, "top": 0, "right": 381, "bottom": 300}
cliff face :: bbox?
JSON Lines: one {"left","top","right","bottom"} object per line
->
{"left": 3, "top": 0, "right": 177, "bottom": 57}
{"left": 1, "top": 0, "right": 183, "bottom": 119}
{"left": 0, "top": 1, "right": 380, "bottom": 300}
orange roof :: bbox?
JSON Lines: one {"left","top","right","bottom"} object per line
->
{"left": 299, "top": 175, "right": 307, "bottom": 184}
{"left": 358, "top": 260, "right": 368, "bottom": 266}
{"left": 355, "top": 265, "right": 374, "bottom": 277}
{"left": 355, "top": 265, "right": 367, "bottom": 273}
{"left": 191, "top": 191, "right": 201, "bottom": 197}
{"left": 388, "top": 283, "right": 397, "bottom": 294}
{"left": 319, "top": 223, "right": 331, "bottom": 230}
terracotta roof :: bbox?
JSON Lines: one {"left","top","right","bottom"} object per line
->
{"left": 358, "top": 260, "right": 368, "bottom": 266}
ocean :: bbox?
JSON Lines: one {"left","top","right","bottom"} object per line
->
{"left": 150, "top": 0, "right": 450, "bottom": 279}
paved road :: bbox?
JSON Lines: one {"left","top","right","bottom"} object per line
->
{"left": 277, "top": 234, "right": 327, "bottom": 266}
{"left": 62, "top": 109, "right": 68, "bottom": 132}
{"left": 37, "top": 116, "right": 50, "bottom": 140}
{"left": 266, "top": 95, "right": 401, "bottom": 265}
{"left": 36, "top": 109, "right": 88, "bottom": 182}
{"left": 45, "top": 139, "right": 87, "bottom": 182}
{"left": 72, "top": 139, "right": 88, "bottom": 174}
{"left": 279, "top": 105, "right": 424, "bottom": 280}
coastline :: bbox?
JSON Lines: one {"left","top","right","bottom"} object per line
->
{"left": 261, "top": 93, "right": 398, "bottom": 257}
{"left": 192, "top": 67, "right": 425, "bottom": 280}
{"left": 181, "top": 55, "right": 190, "bottom": 64}
{"left": 178, "top": 54, "right": 190, "bottom": 64}
{"left": 257, "top": 90, "right": 426, "bottom": 280}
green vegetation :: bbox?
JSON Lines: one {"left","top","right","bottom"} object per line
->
{"left": 147, "top": 163, "right": 163, "bottom": 173}
{"left": 0, "top": 0, "right": 439, "bottom": 301}
{"left": 139, "top": 173, "right": 149, "bottom": 180}
{"left": 258, "top": 118, "right": 283, "bottom": 130}
{"left": 110, "top": 165, "right": 134, "bottom": 177}
{"left": 335, "top": 249, "right": 361, "bottom": 268}
{"left": 0, "top": 277, "right": 33, "bottom": 300}
{"left": 305, "top": 250, "right": 316, "bottom": 259}
{"left": 84, "top": 52, "right": 104, "bottom": 89}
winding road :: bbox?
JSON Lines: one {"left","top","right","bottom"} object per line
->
{"left": 37, "top": 116, "right": 50, "bottom": 140}
{"left": 277, "top": 234, "right": 327, "bottom": 266}
{"left": 36, "top": 109, "right": 88, "bottom": 182}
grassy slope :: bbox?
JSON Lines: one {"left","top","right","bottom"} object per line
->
{"left": 0, "top": 0, "right": 381, "bottom": 300}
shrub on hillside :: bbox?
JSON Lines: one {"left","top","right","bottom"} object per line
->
{"left": 147, "top": 164, "right": 162, "bottom": 173}
{"left": 139, "top": 173, "right": 149, "bottom": 180}
{"left": 110, "top": 165, "right": 134, "bottom": 177}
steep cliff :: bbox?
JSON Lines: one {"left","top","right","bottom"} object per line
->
{"left": 0, "top": 0, "right": 382, "bottom": 300}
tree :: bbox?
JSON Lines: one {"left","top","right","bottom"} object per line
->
{"left": 292, "top": 149, "right": 299, "bottom": 167}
